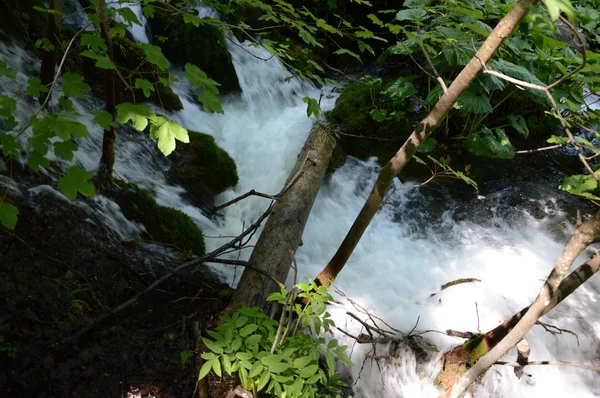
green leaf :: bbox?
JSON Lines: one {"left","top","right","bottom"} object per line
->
{"left": 465, "top": 127, "right": 515, "bottom": 159}
{"left": 0, "top": 60, "right": 17, "bottom": 79}
{"left": 382, "top": 77, "right": 416, "bottom": 101}
{"left": 244, "top": 334, "right": 262, "bottom": 346}
{"left": 0, "top": 202, "right": 18, "bottom": 229}
{"left": 53, "top": 119, "right": 89, "bottom": 139}
{"left": 256, "top": 369, "right": 270, "bottom": 391}
{"left": 293, "top": 356, "right": 313, "bottom": 369}
{"left": 53, "top": 140, "right": 78, "bottom": 161}
{"left": 80, "top": 33, "right": 107, "bottom": 52}
{"left": 62, "top": 73, "right": 91, "bottom": 98}
{"left": 544, "top": 0, "right": 575, "bottom": 21}
{"left": 116, "top": 103, "right": 155, "bottom": 131}
{"left": 559, "top": 174, "right": 600, "bottom": 200}
{"left": 198, "top": 91, "right": 224, "bottom": 114}
{"left": 507, "top": 114, "right": 529, "bottom": 138}
{"left": 297, "top": 27, "right": 323, "bottom": 48}
{"left": 235, "top": 352, "right": 253, "bottom": 361}
{"left": 94, "top": 110, "right": 117, "bottom": 130}
{"left": 222, "top": 354, "right": 233, "bottom": 375}
{"left": 183, "top": 12, "right": 200, "bottom": 27}
{"left": 326, "top": 352, "right": 336, "bottom": 376}
{"left": 396, "top": 8, "right": 427, "bottom": 21}
{"left": 143, "top": 5, "right": 155, "bottom": 18}
{"left": 268, "top": 362, "right": 290, "bottom": 373}
{"left": 27, "top": 78, "right": 49, "bottom": 97}
{"left": 1, "top": 134, "right": 21, "bottom": 157}
{"left": 140, "top": 43, "right": 169, "bottom": 70}
{"left": 80, "top": 50, "right": 116, "bottom": 70}
{"left": 249, "top": 361, "right": 263, "bottom": 378}
{"left": 198, "top": 361, "right": 212, "bottom": 380}
{"left": 135, "top": 78, "right": 155, "bottom": 98}
{"left": 26, "top": 151, "right": 50, "bottom": 171}
{"left": 110, "top": 23, "right": 127, "bottom": 38}
{"left": 116, "top": 6, "right": 141, "bottom": 27}
{"left": 303, "top": 97, "right": 321, "bottom": 119}
{"left": 202, "top": 338, "right": 224, "bottom": 354}
{"left": 212, "top": 357, "right": 222, "bottom": 377}
{"left": 59, "top": 96, "right": 74, "bottom": 112}
{"left": 333, "top": 48, "right": 361, "bottom": 62}
{"left": 418, "top": 138, "right": 437, "bottom": 153}
{"left": 261, "top": 354, "right": 283, "bottom": 366}
{"left": 457, "top": 88, "right": 492, "bottom": 114}
{"left": 239, "top": 324, "right": 258, "bottom": 337}
{"left": 180, "top": 350, "right": 193, "bottom": 367}
{"left": 149, "top": 117, "right": 190, "bottom": 156}
{"left": 58, "top": 166, "right": 96, "bottom": 200}
{"left": 547, "top": 135, "right": 569, "bottom": 145}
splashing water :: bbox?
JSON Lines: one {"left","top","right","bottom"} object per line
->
{"left": 1, "top": 11, "right": 600, "bottom": 398}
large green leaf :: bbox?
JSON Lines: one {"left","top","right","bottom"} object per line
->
{"left": 465, "top": 127, "right": 515, "bottom": 159}
{"left": 0, "top": 134, "right": 21, "bottom": 157}
{"left": 457, "top": 88, "right": 492, "bottom": 114}
{"left": 0, "top": 202, "right": 18, "bottom": 229}
{"left": 303, "top": 97, "right": 321, "bottom": 119}
{"left": 62, "top": 73, "right": 91, "bottom": 98}
{"left": 116, "top": 103, "right": 155, "bottom": 131}
{"left": 396, "top": 8, "right": 427, "bottom": 21}
{"left": 140, "top": 43, "right": 169, "bottom": 70}
{"left": 149, "top": 117, "right": 189, "bottom": 156}
{"left": 507, "top": 114, "right": 529, "bottom": 137}
{"left": 559, "top": 174, "right": 600, "bottom": 200}
{"left": 27, "top": 78, "right": 49, "bottom": 97}
{"left": 58, "top": 166, "right": 96, "bottom": 200}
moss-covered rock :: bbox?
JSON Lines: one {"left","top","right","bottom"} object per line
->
{"left": 113, "top": 181, "right": 205, "bottom": 256}
{"left": 148, "top": 9, "right": 240, "bottom": 93}
{"left": 326, "top": 80, "right": 415, "bottom": 164}
{"left": 170, "top": 131, "right": 238, "bottom": 207}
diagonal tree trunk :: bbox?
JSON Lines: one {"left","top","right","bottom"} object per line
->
{"left": 445, "top": 211, "right": 600, "bottom": 397}
{"left": 224, "top": 122, "right": 335, "bottom": 314}
{"left": 98, "top": 0, "right": 117, "bottom": 180}
{"left": 315, "top": 0, "right": 539, "bottom": 288}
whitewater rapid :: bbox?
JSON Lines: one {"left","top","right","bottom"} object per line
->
{"left": 1, "top": 4, "right": 599, "bottom": 397}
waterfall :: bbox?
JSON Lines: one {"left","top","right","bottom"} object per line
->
{"left": 1, "top": 5, "right": 599, "bottom": 398}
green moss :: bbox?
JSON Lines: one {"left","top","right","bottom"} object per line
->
{"left": 114, "top": 181, "right": 205, "bottom": 256}
{"left": 148, "top": 9, "right": 240, "bottom": 92}
{"left": 327, "top": 80, "right": 415, "bottom": 164}
{"left": 464, "top": 334, "right": 488, "bottom": 366}
{"left": 171, "top": 131, "right": 238, "bottom": 203}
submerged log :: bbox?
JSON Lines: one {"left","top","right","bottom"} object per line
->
{"left": 224, "top": 121, "right": 335, "bottom": 314}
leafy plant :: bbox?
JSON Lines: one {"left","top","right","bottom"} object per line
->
{"left": 199, "top": 281, "right": 352, "bottom": 398}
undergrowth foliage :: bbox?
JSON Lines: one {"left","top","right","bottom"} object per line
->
{"left": 199, "top": 281, "right": 352, "bottom": 398}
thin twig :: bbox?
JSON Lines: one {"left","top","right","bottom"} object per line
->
{"left": 51, "top": 202, "right": 276, "bottom": 352}
{"left": 495, "top": 360, "right": 600, "bottom": 372}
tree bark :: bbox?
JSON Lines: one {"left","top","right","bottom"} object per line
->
{"left": 39, "top": 0, "right": 64, "bottom": 98}
{"left": 98, "top": 0, "right": 117, "bottom": 179}
{"left": 445, "top": 211, "right": 600, "bottom": 397}
{"left": 225, "top": 122, "right": 335, "bottom": 314}
{"left": 437, "top": 250, "right": 600, "bottom": 390}
{"left": 315, "top": 0, "right": 539, "bottom": 288}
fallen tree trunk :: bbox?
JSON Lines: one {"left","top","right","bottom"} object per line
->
{"left": 438, "top": 213, "right": 600, "bottom": 394}
{"left": 224, "top": 121, "right": 335, "bottom": 313}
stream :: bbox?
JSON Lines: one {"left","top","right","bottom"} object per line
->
{"left": 1, "top": 3, "right": 599, "bottom": 397}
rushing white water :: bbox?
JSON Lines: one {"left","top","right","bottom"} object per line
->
{"left": 109, "top": 1, "right": 150, "bottom": 43}
{"left": 2, "top": 9, "right": 600, "bottom": 398}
